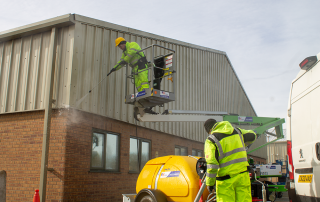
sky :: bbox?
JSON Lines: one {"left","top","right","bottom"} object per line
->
{"left": 1, "top": 0, "right": 320, "bottom": 125}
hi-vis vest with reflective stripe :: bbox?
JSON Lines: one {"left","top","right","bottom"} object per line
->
{"left": 114, "top": 42, "right": 147, "bottom": 70}
{"left": 204, "top": 121, "right": 256, "bottom": 186}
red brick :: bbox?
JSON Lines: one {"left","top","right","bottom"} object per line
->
{"left": 0, "top": 109, "right": 214, "bottom": 201}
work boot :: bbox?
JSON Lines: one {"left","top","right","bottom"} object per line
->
{"left": 144, "top": 107, "right": 158, "bottom": 114}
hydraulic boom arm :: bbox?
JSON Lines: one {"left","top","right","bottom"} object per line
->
{"left": 137, "top": 110, "right": 285, "bottom": 153}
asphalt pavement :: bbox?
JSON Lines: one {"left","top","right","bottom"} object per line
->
{"left": 276, "top": 192, "right": 289, "bottom": 202}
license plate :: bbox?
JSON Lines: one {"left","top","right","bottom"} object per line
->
{"left": 298, "top": 174, "right": 313, "bottom": 183}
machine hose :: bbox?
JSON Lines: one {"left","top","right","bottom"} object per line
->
{"left": 206, "top": 192, "right": 216, "bottom": 202}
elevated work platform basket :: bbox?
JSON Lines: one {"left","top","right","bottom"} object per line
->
{"left": 124, "top": 44, "right": 176, "bottom": 108}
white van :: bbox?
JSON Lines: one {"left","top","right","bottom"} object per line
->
{"left": 287, "top": 53, "right": 320, "bottom": 201}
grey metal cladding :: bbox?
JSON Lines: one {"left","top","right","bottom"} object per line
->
{"left": 0, "top": 14, "right": 259, "bottom": 152}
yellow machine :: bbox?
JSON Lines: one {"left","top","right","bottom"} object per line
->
{"left": 133, "top": 155, "right": 209, "bottom": 202}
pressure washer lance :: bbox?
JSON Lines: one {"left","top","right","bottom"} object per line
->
{"left": 254, "top": 171, "right": 267, "bottom": 202}
{"left": 88, "top": 68, "right": 115, "bottom": 93}
{"left": 88, "top": 75, "right": 107, "bottom": 93}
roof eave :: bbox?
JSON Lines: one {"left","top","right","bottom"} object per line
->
{"left": 0, "top": 14, "right": 75, "bottom": 43}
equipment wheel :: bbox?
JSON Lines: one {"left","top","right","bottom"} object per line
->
{"left": 140, "top": 195, "right": 154, "bottom": 202}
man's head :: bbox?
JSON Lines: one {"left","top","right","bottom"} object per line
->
{"left": 115, "top": 37, "right": 126, "bottom": 50}
{"left": 204, "top": 119, "right": 217, "bottom": 134}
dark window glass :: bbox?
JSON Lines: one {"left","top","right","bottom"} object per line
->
{"left": 175, "top": 146, "right": 188, "bottom": 156}
{"left": 91, "top": 130, "right": 120, "bottom": 172}
{"left": 129, "top": 138, "right": 139, "bottom": 172}
{"left": 129, "top": 137, "right": 151, "bottom": 172}
{"left": 192, "top": 149, "right": 204, "bottom": 157}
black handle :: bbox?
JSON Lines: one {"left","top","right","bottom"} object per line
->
{"left": 107, "top": 68, "right": 116, "bottom": 76}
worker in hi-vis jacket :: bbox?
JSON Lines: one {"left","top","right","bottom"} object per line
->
{"left": 108, "top": 37, "right": 156, "bottom": 114}
{"left": 203, "top": 119, "right": 256, "bottom": 202}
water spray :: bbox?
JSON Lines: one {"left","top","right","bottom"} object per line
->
{"left": 75, "top": 74, "right": 109, "bottom": 107}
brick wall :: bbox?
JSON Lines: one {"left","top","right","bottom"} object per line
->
{"left": 1, "top": 109, "right": 266, "bottom": 201}
{"left": 0, "top": 109, "right": 204, "bottom": 201}
{"left": 63, "top": 108, "right": 204, "bottom": 201}
{"left": 0, "top": 111, "right": 42, "bottom": 201}
{"left": 0, "top": 110, "right": 67, "bottom": 201}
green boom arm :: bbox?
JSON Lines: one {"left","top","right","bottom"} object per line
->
{"left": 222, "top": 115, "right": 285, "bottom": 154}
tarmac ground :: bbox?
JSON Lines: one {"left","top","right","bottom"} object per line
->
{"left": 275, "top": 191, "right": 289, "bottom": 202}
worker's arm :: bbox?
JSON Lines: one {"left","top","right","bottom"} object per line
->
{"left": 238, "top": 128, "right": 256, "bottom": 147}
{"left": 204, "top": 139, "right": 219, "bottom": 186}
{"left": 113, "top": 53, "right": 127, "bottom": 71}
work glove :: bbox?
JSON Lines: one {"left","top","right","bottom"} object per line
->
{"left": 119, "top": 60, "right": 127, "bottom": 65}
{"left": 107, "top": 68, "right": 116, "bottom": 76}
{"left": 207, "top": 185, "right": 215, "bottom": 193}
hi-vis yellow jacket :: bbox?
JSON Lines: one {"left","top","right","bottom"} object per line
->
{"left": 114, "top": 42, "right": 146, "bottom": 70}
{"left": 113, "top": 42, "right": 149, "bottom": 91}
{"left": 204, "top": 121, "right": 256, "bottom": 186}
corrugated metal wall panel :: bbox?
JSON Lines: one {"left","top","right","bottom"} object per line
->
{"left": 70, "top": 22, "right": 257, "bottom": 143}
{"left": 267, "top": 141, "right": 287, "bottom": 163}
{"left": 0, "top": 14, "right": 265, "bottom": 157}
{"left": 0, "top": 28, "right": 73, "bottom": 113}
{"left": 0, "top": 41, "right": 13, "bottom": 113}
{"left": 53, "top": 26, "right": 74, "bottom": 108}
{"left": 250, "top": 134, "right": 268, "bottom": 159}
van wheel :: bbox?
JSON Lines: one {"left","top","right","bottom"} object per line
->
{"left": 140, "top": 195, "right": 154, "bottom": 202}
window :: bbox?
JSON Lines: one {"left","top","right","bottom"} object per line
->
{"left": 91, "top": 130, "right": 120, "bottom": 172}
{"left": 129, "top": 137, "right": 151, "bottom": 172}
{"left": 192, "top": 149, "right": 203, "bottom": 157}
{"left": 175, "top": 145, "right": 188, "bottom": 156}
{"left": 0, "top": 170, "right": 5, "bottom": 201}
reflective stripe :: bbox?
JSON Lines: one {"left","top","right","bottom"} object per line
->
{"left": 234, "top": 127, "right": 245, "bottom": 147}
{"left": 219, "top": 157, "right": 248, "bottom": 168}
{"left": 130, "top": 48, "right": 145, "bottom": 58}
{"left": 127, "top": 53, "right": 133, "bottom": 58}
{"left": 210, "top": 129, "right": 246, "bottom": 161}
{"left": 131, "top": 58, "right": 139, "bottom": 64}
{"left": 207, "top": 173, "right": 217, "bottom": 178}
{"left": 136, "top": 82, "right": 149, "bottom": 89}
{"left": 219, "top": 147, "right": 246, "bottom": 160}
{"left": 207, "top": 164, "right": 219, "bottom": 169}
{"left": 209, "top": 134, "right": 224, "bottom": 156}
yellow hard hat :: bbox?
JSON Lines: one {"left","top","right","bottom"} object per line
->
{"left": 115, "top": 37, "right": 125, "bottom": 47}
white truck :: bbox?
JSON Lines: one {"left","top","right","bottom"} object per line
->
{"left": 286, "top": 52, "right": 320, "bottom": 201}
